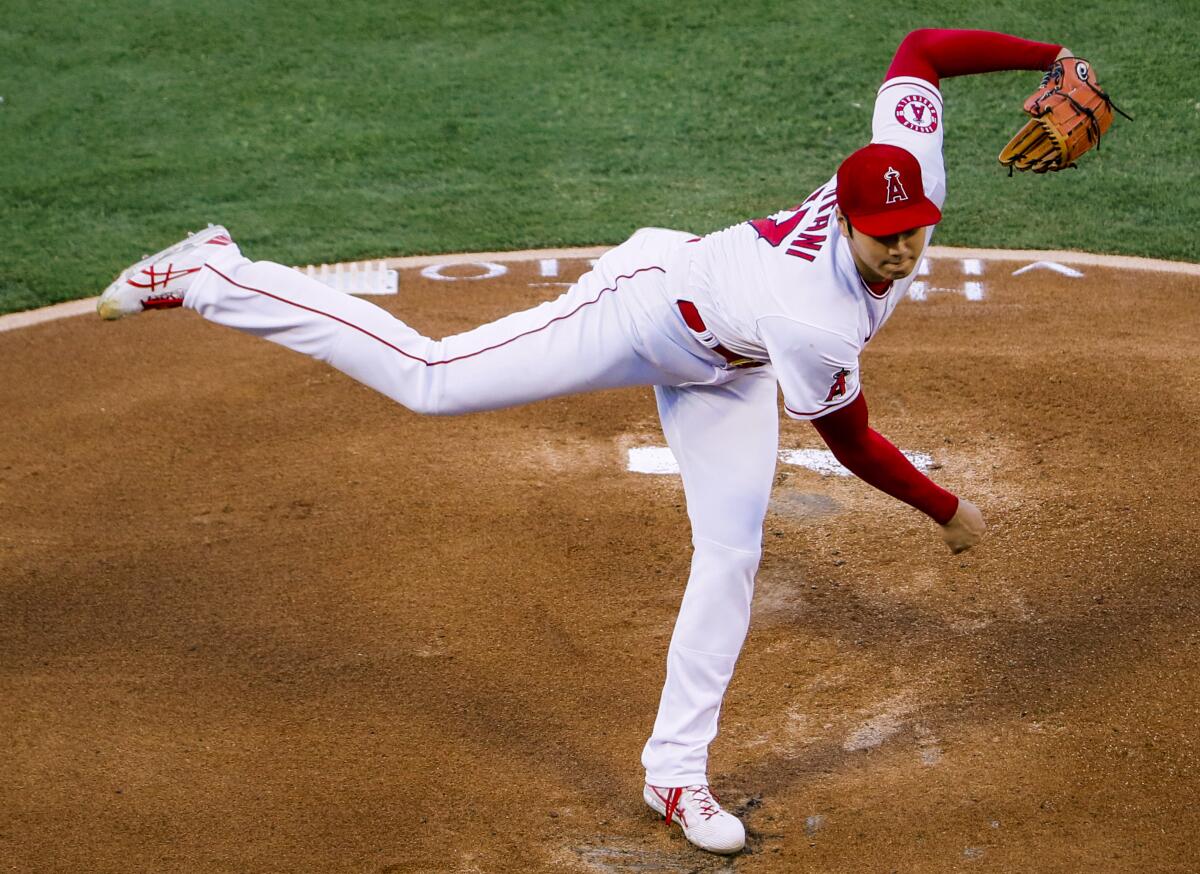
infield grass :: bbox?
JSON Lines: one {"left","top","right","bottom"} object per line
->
{"left": 1, "top": 0, "right": 1196, "bottom": 314}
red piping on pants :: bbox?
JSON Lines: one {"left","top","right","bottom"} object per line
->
{"left": 204, "top": 263, "right": 666, "bottom": 366}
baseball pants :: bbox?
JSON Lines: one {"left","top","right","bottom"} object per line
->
{"left": 185, "top": 228, "right": 781, "bottom": 786}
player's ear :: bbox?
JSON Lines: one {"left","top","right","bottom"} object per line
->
{"left": 835, "top": 208, "right": 853, "bottom": 238}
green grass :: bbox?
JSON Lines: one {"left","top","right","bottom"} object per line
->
{"left": 1, "top": 0, "right": 1195, "bottom": 314}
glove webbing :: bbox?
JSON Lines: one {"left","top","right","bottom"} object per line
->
{"left": 1005, "top": 59, "right": 1133, "bottom": 176}
{"left": 1006, "top": 80, "right": 1132, "bottom": 176}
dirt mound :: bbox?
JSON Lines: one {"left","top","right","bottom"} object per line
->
{"left": 2, "top": 254, "right": 1197, "bottom": 872}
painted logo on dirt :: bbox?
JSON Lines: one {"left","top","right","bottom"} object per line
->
{"left": 894, "top": 94, "right": 938, "bottom": 133}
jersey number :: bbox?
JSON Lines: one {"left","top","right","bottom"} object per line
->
{"left": 748, "top": 206, "right": 809, "bottom": 248}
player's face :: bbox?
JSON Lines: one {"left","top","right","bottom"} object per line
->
{"left": 837, "top": 211, "right": 928, "bottom": 283}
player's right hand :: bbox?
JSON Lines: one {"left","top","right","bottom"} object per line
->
{"left": 940, "top": 498, "right": 985, "bottom": 553}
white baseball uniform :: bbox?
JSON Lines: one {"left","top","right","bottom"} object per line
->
{"left": 182, "top": 72, "right": 946, "bottom": 787}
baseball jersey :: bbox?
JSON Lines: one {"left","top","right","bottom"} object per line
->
{"left": 682, "top": 75, "right": 947, "bottom": 419}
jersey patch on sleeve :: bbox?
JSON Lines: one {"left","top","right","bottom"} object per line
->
{"left": 894, "top": 94, "right": 939, "bottom": 133}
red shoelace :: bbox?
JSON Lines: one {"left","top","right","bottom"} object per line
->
{"left": 661, "top": 785, "right": 722, "bottom": 825}
{"left": 129, "top": 263, "right": 201, "bottom": 291}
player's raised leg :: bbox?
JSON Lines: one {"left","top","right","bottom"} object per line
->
{"left": 98, "top": 226, "right": 717, "bottom": 413}
{"left": 641, "top": 366, "right": 780, "bottom": 854}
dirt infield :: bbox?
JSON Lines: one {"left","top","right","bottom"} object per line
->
{"left": 2, "top": 252, "right": 1198, "bottom": 873}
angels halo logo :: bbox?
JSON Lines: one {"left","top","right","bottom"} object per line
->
{"left": 894, "top": 94, "right": 939, "bottom": 133}
{"left": 884, "top": 167, "right": 908, "bottom": 204}
{"left": 824, "top": 368, "right": 850, "bottom": 403}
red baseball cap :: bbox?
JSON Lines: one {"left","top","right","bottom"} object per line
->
{"left": 836, "top": 143, "right": 941, "bottom": 236}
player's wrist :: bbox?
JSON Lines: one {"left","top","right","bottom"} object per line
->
{"left": 935, "top": 495, "right": 961, "bottom": 527}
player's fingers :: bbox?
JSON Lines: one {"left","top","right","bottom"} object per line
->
{"left": 1024, "top": 136, "right": 1058, "bottom": 164}
{"left": 1009, "top": 123, "right": 1046, "bottom": 155}
{"left": 1007, "top": 125, "right": 1054, "bottom": 171}
{"left": 1000, "top": 120, "right": 1043, "bottom": 168}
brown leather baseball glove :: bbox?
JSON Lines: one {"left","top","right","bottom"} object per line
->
{"left": 999, "top": 57, "right": 1130, "bottom": 173}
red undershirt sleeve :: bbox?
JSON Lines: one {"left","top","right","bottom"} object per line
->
{"left": 810, "top": 391, "right": 959, "bottom": 525}
{"left": 886, "top": 28, "right": 1063, "bottom": 87}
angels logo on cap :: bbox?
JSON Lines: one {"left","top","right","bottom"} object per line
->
{"left": 836, "top": 143, "right": 941, "bottom": 236}
{"left": 884, "top": 167, "right": 908, "bottom": 204}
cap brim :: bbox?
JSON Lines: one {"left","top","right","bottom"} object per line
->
{"left": 850, "top": 200, "right": 942, "bottom": 237}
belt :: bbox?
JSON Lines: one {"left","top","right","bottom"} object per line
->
{"left": 675, "top": 300, "right": 764, "bottom": 369}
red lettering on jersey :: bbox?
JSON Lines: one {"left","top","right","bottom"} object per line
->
{"left": 824, "top": 368, "right": 850, "bottom": 402}
{"left": 753, "top": 185, "right": 839, "bottom": 261}
{"left": 748, "top": 206, "right": 809, "bottom": 248}
{"left": 789, "top": 232, "right": 826, "bottom": 252}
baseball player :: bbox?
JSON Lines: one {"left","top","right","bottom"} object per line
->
{"left": 98, "top": 30, "right": 1094, "bottom": 854}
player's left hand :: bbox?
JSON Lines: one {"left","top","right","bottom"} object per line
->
{"left": 998, "top": 53, "right": 1130, "bottom": 173}
{"left": 940, "top": 498, "right": 985, "bottom": 553}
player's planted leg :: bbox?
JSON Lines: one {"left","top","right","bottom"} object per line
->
{"left": 640, "top": 368, "right": 780, "bottom": 855}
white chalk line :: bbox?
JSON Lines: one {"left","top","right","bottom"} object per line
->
{"left": 2, "top": 243, "right": 1196, "bottom": 335}
{"left": 1, "top": 297, "right": 98, "bottom": 332}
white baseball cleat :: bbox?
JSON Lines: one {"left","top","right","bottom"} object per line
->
{"left": 644, "top": 783, "right": 746, "bottom": 855}
{"left": 97, "top": 224, "right": 236, "bottom": 320}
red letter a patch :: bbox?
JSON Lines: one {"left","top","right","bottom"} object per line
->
{"left": 825, "top": 368, "right": 850, "bottom": 402}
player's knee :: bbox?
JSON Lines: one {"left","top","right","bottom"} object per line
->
{"left": 692, "top": 536, "right": 762, "bottom": 576}
{"left": 392, "top": 364, "right": 452, "bottom": 416}
{"left": 403, "top": 396, "right": 436, "bottom": 415}
{"left": 409, "top": 389, "right": 477, "bottom": 417}
{"left": 689, "top": 510, "right": 767, "bottom": 558}
{"left": 402, "top": 390, "right": 453, "bottom": 416}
